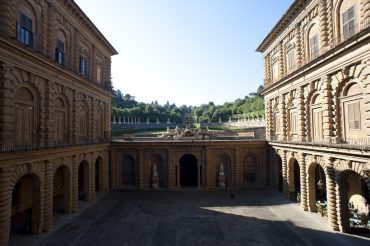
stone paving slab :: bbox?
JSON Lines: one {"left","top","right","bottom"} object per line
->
{"left": 10, "top": 190, "right": 370, "bottom": 246}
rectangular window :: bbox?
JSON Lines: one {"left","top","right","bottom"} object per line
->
{"left": 275, "top": 114, "right": 281, "bottom": 134}
{"left": 17, "top": 13, "right": 33, "bottom": 47}
{"left": 309, "top": 35, "right": 319, "bottom": 60}
{"left": 312, "top": 109, "right": 323, "bottom": 141}
{"left": 343, "top": 6, "right": 355, "bottom": 40}
{"left": 290, "top": 112, "right": 297, "bottom": 134}
{"left": 272, "top": 61, "right": 279, "bottom": 81}
{"left": 287, "top": 49, "right": 295, "bottom": 72}
{"left": 96, "top": 66, "right": 102, "bottom": 84}
{"left": 79, "top": 56, "right": 88, "bottom": 76}
{"left": 348, "top": 101, "right": 361, "bottom": 130}
{"left": 55, "top": 39, "right": 65, "bottom": 65}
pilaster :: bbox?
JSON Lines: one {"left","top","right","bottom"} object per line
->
{"left": 298, "top": 153, "right": 308, "bottom": 211}
{"left": 318, "top": 0, "right": 329, "bottom": 50}
{"left": 297, "top": 86, "right": 306, "bottom": 142}
{"left": 322, "top": 75, "right": 334, "bottom": 143}
{"left": 0, "top": 169, "right": 11, "bottom": 246}
{"left": 279, "top": 42, "right": 285, "bottom": 78}
{"left": 325, "top": 157, "right": 339, "bottom": 231}
{"left": 0, "top": 62, "right": 15, "bottom": 142}
{"left": 47, "top": 4, "right": 56, "bottom": 59}
{"left": 361, "top": 0, "right": 370, "bottom": 29}
{"left": 295, "top": 23, "right": 303, "bottom": 68}
{"left": 281, "top": 150, "right": 289, "bottom": 197}
{"left": 71, "top": 155, "right": 78, "bottom": 212}
{"left": 42, "top": 160, "right": 53, "bottom": 232}
{"left": 138, "top": 150, "right": 145, "bottom": 189}
{"left": 279, "top": 95, "right": 287, "bottom": 141}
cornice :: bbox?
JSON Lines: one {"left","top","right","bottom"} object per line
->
{"left": 256, "top": 0, "right": 308, "bottom": 53}
{"left": 58, "top": 0, "right": 118, "bottom": 55}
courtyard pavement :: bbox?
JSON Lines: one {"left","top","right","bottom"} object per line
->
{"left": 11, "top": 190, "right": 370, "bottom": 246}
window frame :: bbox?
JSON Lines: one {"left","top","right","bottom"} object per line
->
{"left": 17, "top": 12, "right": 33, "bottom": 47}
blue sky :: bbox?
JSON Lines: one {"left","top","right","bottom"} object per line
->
{"left": 75, "top": 0, "right": 293, "bottom": 106}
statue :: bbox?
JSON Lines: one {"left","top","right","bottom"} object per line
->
{"left": 218, "top": 163, "right": 226, "bottom": 188}
{"left": 152, "top": 164, "right": 159, "bottom": 189}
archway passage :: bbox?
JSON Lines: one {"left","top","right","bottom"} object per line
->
{"left": 53, "top": 166, "right": 70, "bottom": 215}
{"left": 95, "top": 157, "right": 103, "bottom": 192}
{"left": 339, "top": 171, "right": 370, "bottom": 233}
{"left": 78, "top": 161, "right": 89, "bottom": 201}
{"left": 11, "top": 174, "right": 40, "bottom": 236}
{"left": 121, "top": 156, "right": 136, "bottom": 186}
{"left": 307, "top": 164, "right": 327, "bottom": 212}
{"left": 180, "top": 154, "right": 197, "bottom": 187}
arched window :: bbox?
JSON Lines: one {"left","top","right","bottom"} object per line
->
{"left": 286, "top": 45, "right": 295, "bottom": 72}
{"left": 310, "top": 94, "right": 323, "bottom": 142}
{"left": 16, "top": 1, "right": 37, "bottom": 48}
{"left": 95, "top": 106, "right": 104, "bottom": 140}
{"left": 15, "top": 87, "right": 35, "bottom": 147}
{"left": 307, "top": 23, "right": 319, "bottom": 61}
{"left": 340, "top": 82, "right": 363, "bottom": 140}
{"left": 337, "top": 0, "right": 360, "bottom": 41}
{"left": 80, "top": 102, "right": 88, "bottom": 142}
{"left": 55, "top": 97, "right": 67, "bottom": 144}
{"left": 79, "top": 47, "right": 89, "bottom": 77}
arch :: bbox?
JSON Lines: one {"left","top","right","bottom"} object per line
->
{"left": 79, "top": 100, "right": 89, "bottom": 142}
{"left": 78, "top": 160, "right": 90, "bottom": 202}
{"left": 336, "top": 169, "right": 370, "bottom": 232}
{"left": 333, "top": 0, "right": 361, "bottom": 42}
{"left": 148, "top": 154, "right": 166, "bottom": 188}
{"left": 306, "top": 162, "right": 327, "bottom": 212}
{"left": 288, "top": 158, "right": 300, "bottom": 196}
{"left": 337, "top": 79, "right": 365, "bottom": 140}
{"left": 308, "top": 91, "right": 323, "bottom": 142}
{"left": 121, "top": 156, "right": 136, "bottom": 186}
{"left": 52, "top": 165, "right": 71, "bottom": 214}
{"left": 180, "top": 154, "right": 198, "bottom": 187}
{"left": 54, "top": 96, "right": 68, "bottom": 144}
{"left": 215, "top": 154, "right": 232, "bottom": 188}
{"left": 95, "top": 157, "right": 104, "bottom": 192}
{"left": 14, "top": 86, "right": 38, "bottom": 148}
{"left": 306, "top": 21, "right": 320, "bottom": 61}
{"left": 273, "top": 154, "right": 283, "bottom": 191}
{"left": 243, "top": 155, "right": 258, "bottom": 187}
{"left": 11, "top": 173, "right": 41, "bottom": 235}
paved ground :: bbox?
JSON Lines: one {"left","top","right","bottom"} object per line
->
{"left": 11, "top": 190, "right": 370, "bottom": 246}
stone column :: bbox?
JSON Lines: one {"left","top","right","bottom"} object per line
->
{"left": 318, "top": 0, "right": 329, "bottom": 50}
{"left": 361, "top": 0, "right": 370, "bottom": 29}
{"left": 264, "top": 55, "right": 271, "bottom": 84}
{"left": 326, "top": 0, "right": 333, "bottom": 46}
{"left": 41, "top": 1, "right": 49, "bottom": 56}
{"left": 42, "top": 160, "right": 53, "bottom": 232}
{"left": 42, "top": 81, "right": 53, "bottom": 148}
{"left": 297, "top": 86, "right": 306, "bottom": 142}
{"left": 0, "top": 169, "right": 11, "bottom": 245}
{"left": 197, "top": 163, "right": 201, "bottom": 189}
{"left": 138, "top": 150, "right": 145, "bottom": 189}
{"left": 282, "top": 150, "right": 289, "bottom": 197}
{"left": 279, "top": 42, "right": 285, "bottom": 78}
{"left": 322, "top": 75, "right": 334, "bottom": 143}
{"left": 299, "top": 153, "right": 308, "bottom": 211}
{"left": 279, "top": 95, "right": 287, "bottom": 141}
{"left": 89, "top": 153, "right": 95, "bottom": 200}
{"left": 71, "top": 91, "right": 78, "bottom": 144}
{"left": 0, "top": 62, "right": 15, "bottom": 142}
{"left": 73, "top": 29, "right": 80, "bottom": 73}
{"left": 47, "top": 4, "right": 56, "bottom": 59}
{"left": 167, "top": 150, "right": 175, "bottom": 189}
{"left": 295, "top": 23, "right": 303, "bottom": 68}
{"left": 265, "top": 100, "right": 272, "bottom": 140}
{"left": 325, "top": 157, "right": 339, "bottom": 231}
{"left": 71, "top": 156, "right": 78, "bottom": 212}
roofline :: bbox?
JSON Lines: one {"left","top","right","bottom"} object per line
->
{"left": 66, "top": 0, "right": 118, "bottom": 55}
{"left": 256, "top": 0, "right": 307, "bottom": 53}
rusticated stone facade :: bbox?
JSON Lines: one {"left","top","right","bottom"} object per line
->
{"left": 258, "top": 0, "right": 370, "bottom": 233}
{"left": 0, "top": 0, "right": 117, "bottom": 244}
{"left": 110, "top": 140, "right": 268, "bottom": 191}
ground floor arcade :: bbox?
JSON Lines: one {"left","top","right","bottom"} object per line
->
{"left": 269, "top": 143, "right": 370, "bottom": 233}
{"left": 0, "top": 145, "right": 109, "bottom": 245}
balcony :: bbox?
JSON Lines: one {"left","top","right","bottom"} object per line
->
{"left": 0, "top": 137, "right": 111, "bottom": 153}
{"left": 269, "top": 135, "right": 370, "bottom": 151}
{"left": 263, "top": 19, "right": 370, "bottom": 89}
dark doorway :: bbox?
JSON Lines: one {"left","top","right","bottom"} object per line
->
{"left": 180, "top": 154, "right": 197, "bottom": 187}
